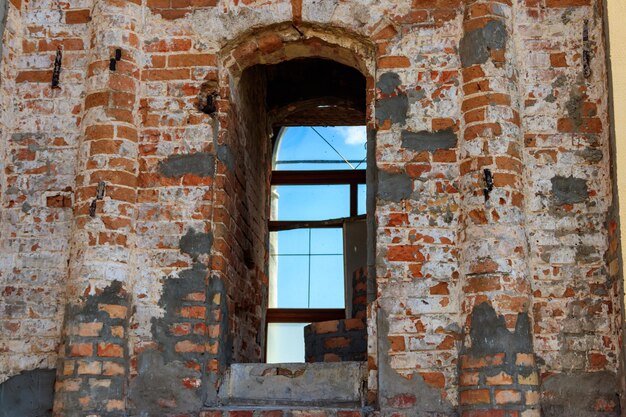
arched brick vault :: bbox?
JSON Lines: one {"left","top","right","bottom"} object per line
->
{"left": 0, "top": 0, "right": 622, "bottom": 416}
{"left": 216, "top": 22, "right": 377, "bottom": 125}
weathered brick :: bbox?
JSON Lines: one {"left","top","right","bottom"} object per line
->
{"left": 494, "top": 389, "right": 522, "bottom": 405}
{"left": 460, "top": 389, "right": 491, "bottom": 405}
{"left": 97, "top": 343, "right": 124, "bottom": 358}
{"left": 70, "top": 343, "right": 93, "bottom": 357}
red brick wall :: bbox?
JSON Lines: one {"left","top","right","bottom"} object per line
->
{"left": 305, "top": 319, "right": 367, "bottom": 363}
{"left": 218, "top": 64, "right": 270, "bottom": 364}
{"left": 0, "top": 0, "right": 84, "bottom": 382}
{"left": 0, "top": 1, "right": 621, "bottom": 416}
{"left": 304, "top": 268, "right": 369, "bottom": 363}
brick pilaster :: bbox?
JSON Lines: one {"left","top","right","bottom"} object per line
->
{"left": 53, "top": 0, "right": 141, "bottom": 415}
{"left": 458, "top": 1, "right": 539, "bottom": 415}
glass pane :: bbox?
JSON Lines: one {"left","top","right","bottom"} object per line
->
{"left": 272, "top": 185, "right": 350, "bottom": 221}
{"left": 309, "top": 255, "right": 345, "bottom": 308}
{"left": 273, "top": 255, "right": 309, "bottom": 308}
{"left": 270, "top": 230, "right": 309, "bottom": 255}
{"left": 310, "top": 228, "right": 343, "bottom": 254}
{"left": 267, "top": 323, "right": 308, "bottom": 363}
{"left": 358, "top": 184, "right": 366, "bottom": 215}
{"left": 273, "top": 126, "right": 367, "bottom": 171}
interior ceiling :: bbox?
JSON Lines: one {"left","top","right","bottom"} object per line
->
{"left": 260, "top": 57, "right": 366, "bottom": 126}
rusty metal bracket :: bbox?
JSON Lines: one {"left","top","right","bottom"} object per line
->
{"left": 200, "top": 94, "right": 217, "bottom": 115}
{"left": 583, "top": 20, "right": 591, "bottom": 78}
{"left": 51, "top": 48, "right": 62, "bottom": 88}
{"left": 109, "top": 48, "right": 122, "bottom": 71}
{"left": 483, "top": 168, "right": 494, "bottom": 201}
{"left": 96, "top": 181, "right": 106, "bottom": 199}
{"left": 89, "top": 181, "right": 107, "bottom": 217}
{"left": 89, "top": 199, "right": 98, "bottom": 217}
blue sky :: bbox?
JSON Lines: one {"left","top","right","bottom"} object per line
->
{"left": 274, "top": 126, "right": 367, "bottom": 171}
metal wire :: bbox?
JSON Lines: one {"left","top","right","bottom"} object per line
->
{"left": 310, "top": 127, "right": 356, "bottom": 170}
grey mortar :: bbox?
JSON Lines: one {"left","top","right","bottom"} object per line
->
{"left": 0, "top": 369, "right": 56, "bottom": 417}
{"left": 551, "top": 175, "right": 589, "bottom": 205}
{"left": 459, "top": 20, "right": 508, "bottom": 67}
{"left": 401, "top": 129, "right": 457, "bottom": 152}
{"left": 158, "top": 152, "right": 215, "bottom": 178}
{"left": 377, "top": 171, "right": 413, "bottom": 203}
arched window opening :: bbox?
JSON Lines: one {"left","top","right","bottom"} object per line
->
{"left": 225, "top": 55, "right": 371, "bottom": 368}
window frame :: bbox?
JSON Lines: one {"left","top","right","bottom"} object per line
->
{"left": 266, "top": 168, "right": 366, "bottom": 361}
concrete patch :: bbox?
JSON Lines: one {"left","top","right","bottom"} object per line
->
{"left": 459, "top": 20, "right": 508, "bottom": 67}
{"left": 179, "top": 228, "right": 213, "bottom": 261}
{"left": 65, "top": 280, "right": 129, "bottom": 324}
{"left": 459, "top": 303, "right": 539, "bottom": 415}
{"left": 0, "top": 0, "right": 7, "bottom": 57}
{"left": 0, "top": 369, "right": 55, "bottom": 417}
{"left": 552, "top": 74, "right": 567, "bottom": 88}
{"left": 401, "top": 129, "right": 457, "bottom": 152}
{"left": 158, "top": 152, "right": 215, "bottom": 178}
{"left": 377, "top": 72, "right": 401, "bottom": 95}
{"left": 135, "top": 264, "right": 207, "bottom": 414}
{"left": 576, "top": 147, "right": 603, "bottom": 163}
{"left": 132, "top": 229, "right": 226, "bottom": 413}
{"left": 375, "top": 95, "right": 408, "bottom": 126}
{"left": 129, "top": 351, "right": 202, "bottom": 416}
{"left": 218, "top": 362, "right": 367, "bottom": 407}
{"left": 541, "top": 371, "right": 619, "bottom": 417}
{"left": 377, "top": 307, "right": 454, "bottom": 415}
{"left": 217, "top": 144, "right": 235, "bottom": 172}
{"left": 377, "top": 171, "right": 412, "bottom": 202}
{"left": 151, "top": 262, "right": 208, "bottom": 361}
{"left": 575, "top": 244, "right": 601, "bottom": 263}
{"left": 56, "top": 281, "right": 129, "bottom": 413}
{"left": 565, "top": 84, "right": 585, "bottom": 131}
{"left": 204, "top": 275, "right": 231, "bottom": 406}
{"left": 366, "top": 128, "right": 378, "bottom": 303}
{"left": 465, "top": 302, "right": 532, "bottom": 356}
{"left": 551, "top": 175, "right": 589, "bottom": 205}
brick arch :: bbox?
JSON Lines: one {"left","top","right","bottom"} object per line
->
{"left": 269, "top": 96, "right": 365, "bottom": 126}
{"left": 219, "top": 22, "right": 375, "bottom": 79}
{"left": 217, "top": 22, "right": 377, "bottom": 129}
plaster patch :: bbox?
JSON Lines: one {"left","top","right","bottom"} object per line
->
{"left": 541, "top": 371, "right": 619, "bottom": 417}
{"left": 377, "top": 171, "right": 412, "bottom": 202}
{"left": 377, "top": 306, "right": 454, "bottom": 416}
{"left": 551, "top": 175, "right": 589, "bottom": 205}
{"left": 377, "top": 72, "right": 401, "bottom": 95}
{"left": 375, "top": 95, "right": 408, "bottom": 126}
{"left": 401, "top": 129, "right": 457, "bottom": 152}
{"left": 179, "top": 228, "right": 213, "bottom": 261}
{"left": 158, "top": 152, "right": 215, "bottom": 178}
{"left": 0, "top": 369, "right": 55, "bottom": 417}
{"left": 459, "top": 20, "right": 508, "bottom": 67}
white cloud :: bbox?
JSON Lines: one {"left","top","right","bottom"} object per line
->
{"left": 338, "top": 126, "right": 366, "bottom": 146}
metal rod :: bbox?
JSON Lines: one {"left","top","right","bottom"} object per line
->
{"left": 269, "top": 214, "right": 366, "bottom": 231}
{"left": 310, "top": 127, "right": 356, "bottom": 170}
